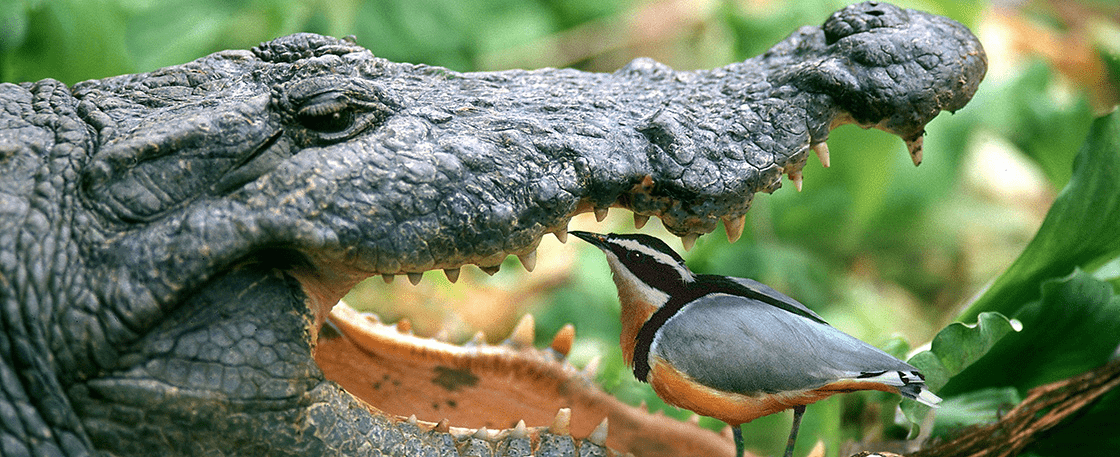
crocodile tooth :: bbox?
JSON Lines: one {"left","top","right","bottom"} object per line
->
{"left": 633, "top": 213, "right": 650, "bottom": 229}
{"left": 467, "top": 330, "right": 487, "bottom": 346}
{"left": 789, "top": 169, "right": 803, "bottom": 192}
{"left": 688, "top": 414, "right": 700, "bottom": 424}
{"left": 480, "top": 264, "right": 501, "bottom": 276}
{"left": 407, "top": 272, "right": 423, "bottom": 285}
{"left": 435, "top": 418, "right": 451, "bottom": 434}
{"left": 396, "top": 318, "right": 412, "bottom": 333}
{"left": 582, "top": 355, "right": 602, "bottom": 378}
{"left": 505, "top": 314, "right": 535, "bottom": 348}
{"left": 907, "top": 136, "right": 924, "bottom": 166}
{"left": 680, "top": 233, "right": 699, "bottom": 251}
{"left": 433, "top": 328, "right": 451, "bottom": 342}
{"left": 549, "top": 324, "right": 575, "bottom": 357}
{"left": 381, "top": 274, "right": 395, "bottom": 284}
{"left": 588, "top": 417, "right": 609, "bottom": 446}
{"left": 593, "top": 207, "right": 609, "bottom": 222}
{"left": 444, "top": 268, "right": 461, "bottom": 283}
{"left": 473, "top": 427, "right": 489, "bottom": 440}
{"left": 723, "top": 215, "right": 745, "bottom": 243}
{"left": 407, "top": 414, "right": 418, "bottom": 425}
{"left": 511, "top": 420, "right": 529, "bottom": 439}
{"left": 549, "top": 408, "right": 572, "bottom": 435}
{"left": 812, "top": 141, "right": 831, "bottom": 167}
{"left": 517, "top": 250, "right": 537, "bottom": 272}
{"left": 553, "top": 225, "right": 569, "bottom": 243}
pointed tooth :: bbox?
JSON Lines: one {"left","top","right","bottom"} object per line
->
{"left": 907, "top": 135, "right": 924, "bottom": 166}
{"left": 517, "top": 250, "right": 537, "bottom": 272}
{"left": 506, "top": 314, "right": 536, "bottom": 348}
{"left": 593, "top": 207, "right": 609, "bottom": 222}
{"left": 723, "top": 215, "right": 745, "bottom": 243}
{"left": 812, "top": 141, "right": 830, "bottom": 167}
{"left": 396, "top": 318, "right": 412, "bottom": 333}
{"left": 382, "top": 274, "right": 395, "bottom": 284}
{"left": 480, "top": 264, "right": 501, "bottom": 276}
{"left": 582, "top": 355, "right": 602, "bottom": 378}
{"left": 549, "top": 408, "right": 572, "bottom": 435}
{"left": 433, "top": 328, "right": 451, "bottom": 342}
{"left": 435, "top": 418, "right": 451, "bottom": 434}
{"left": 633, "top": 213, "right": 650, "bottom": 229}
{"left": 688, "top": 414, "right": 700, "bottom": 424}
{"left": 680, "top": 233, "right": 699, "bottom": 251}
{"left": 444, "top": 268, "right": 461, "bottom": 283}
{"left": 789, "top": 169, "right": 803, "bottom": 192}
{"left": 511, "top": 420, "right": 529, "bottom": 439}
{"left": 467, "top": 331, "right": 487, "bottom": 346}
{"left": 473, "top": 427, "right": 489, "bottom": 440}
{"left": 553, "top": 225, "right": 569, "bottom": 243}
{"left": 588, "top": 417, "right": 609, "bottom": 446}
{"left": 549, "top": 324, "right": 575, "bottom": 357}
{"left": 407, "top": 272, "right": 423, "bottom": 285}
{"left": 407, "top": 414, "right": 418, "bottom": 425}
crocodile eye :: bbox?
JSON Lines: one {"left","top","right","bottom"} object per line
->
{"left": 297, "top": 92, "right": 355, "bottom": 133}
{"left": 280, "top": 76, "right": 400, "bottom": 145}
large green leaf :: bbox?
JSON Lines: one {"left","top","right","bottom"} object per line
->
{"left": 959, "top": 110, "right": 1120, "bottom": 322}
{"left": 900, "top": 312, "right": 1021, "bottom": 432}
{"left": 942, "top": 270, "right": 1120, "bottom": 395}
{"left": 938, "top": 270, "right": 1120, "bottom": 454}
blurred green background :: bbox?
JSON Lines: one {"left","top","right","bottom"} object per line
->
{"left": 5, "top": 0, "right": 1119, "bottom": 456}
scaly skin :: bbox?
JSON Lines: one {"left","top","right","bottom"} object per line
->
{"left": 0, "top": 2, "right": 985, "bottom": 456}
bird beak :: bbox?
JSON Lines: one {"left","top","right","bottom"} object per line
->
{"left": 569, "top": 231, "right": 608, "bottom": 250}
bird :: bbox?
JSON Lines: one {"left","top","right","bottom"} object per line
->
{"left": 570, "top": 231, "right": 940, "bottom": 457}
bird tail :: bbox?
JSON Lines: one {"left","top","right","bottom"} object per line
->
{"left": 859, "top": 370, "right": 941, "bottom": 407}
{"left": 899, "top": 382, "right": 942, "bottom": 407}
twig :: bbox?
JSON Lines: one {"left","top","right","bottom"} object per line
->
{"left": 907, "top": 359, "right": 1120, "bottom": 457}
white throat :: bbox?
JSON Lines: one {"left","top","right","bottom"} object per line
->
{"left": 604, "top": 252, "right": 671, "bottom": 309}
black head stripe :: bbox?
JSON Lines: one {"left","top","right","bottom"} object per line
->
{"left": 607, "top": 233, "right": 686, "bottom": 264}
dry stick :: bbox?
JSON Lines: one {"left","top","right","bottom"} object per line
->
{"left": 908, "top": 359, "right": 1120, "bottom": 457}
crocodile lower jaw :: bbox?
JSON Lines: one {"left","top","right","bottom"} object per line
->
{"left": 303, "top": 210, "right": 755, "bottom": 456}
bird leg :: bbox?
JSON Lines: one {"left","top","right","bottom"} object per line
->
{"left": 733, "top": 424, "right": 745, "bottom": 457}
{"left": 783, "top": 405, "right": 807, "bottom": 457}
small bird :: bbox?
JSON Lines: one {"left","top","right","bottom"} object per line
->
{"left": 571, "top": 231, "right": 939, "bottom": 457}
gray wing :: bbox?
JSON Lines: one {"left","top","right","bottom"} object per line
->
{"left": 652, "top": 293, "right": 917, "bottom": 395}
{"left": 724, "top": 276, "right": 826, "bottom": 322}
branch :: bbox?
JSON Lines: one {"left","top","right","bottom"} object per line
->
{"left": 908, "top": 359, "right": 1120, "bottom": 457}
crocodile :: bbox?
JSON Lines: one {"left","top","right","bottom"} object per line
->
{"left": 0, "top": 2, "right": 985, "bottom": 456}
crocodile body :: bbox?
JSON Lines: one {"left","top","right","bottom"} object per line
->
{"left": 0, "top": 3, "right": 985, "bottom": 456}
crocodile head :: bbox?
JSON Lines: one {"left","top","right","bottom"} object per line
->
{"left": 0, "top": 2, "right": 984, "bottom": 456}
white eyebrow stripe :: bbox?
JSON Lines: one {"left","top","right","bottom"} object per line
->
{"left": 610, "top": 238, "right": 695, "bottom": 282}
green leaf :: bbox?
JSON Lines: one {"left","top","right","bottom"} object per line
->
{"left": 929, "top": 387, "right": 1022, "bottom": 438}
{"left": 936, "top": 270, "right": 1120, "bottom": 453}
{"left": 959, "top": 110, "right": 1120, "bottom": 322}
{"left": 942, "top": 270, "right": 1120, "bottom": 395}
{"left": 900, "top": 312, "right": 1020, "bottom": 433}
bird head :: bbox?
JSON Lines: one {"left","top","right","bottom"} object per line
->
{"left": 570, "top": 231, "right": 694, "bottom": 303}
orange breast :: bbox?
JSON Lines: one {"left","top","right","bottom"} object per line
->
{"left": 618, "top": 298, "right": 658, "bottom": 367}
{"left": 648, "top": 357, "right": 902, "bottom": 426}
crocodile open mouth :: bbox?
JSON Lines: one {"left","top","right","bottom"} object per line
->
{"left": 308, "top": 208, "right": 752, "bottom": 457}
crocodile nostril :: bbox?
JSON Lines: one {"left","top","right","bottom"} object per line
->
{"left": 867, "top": 10, "right": 884, "bottom": 17}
